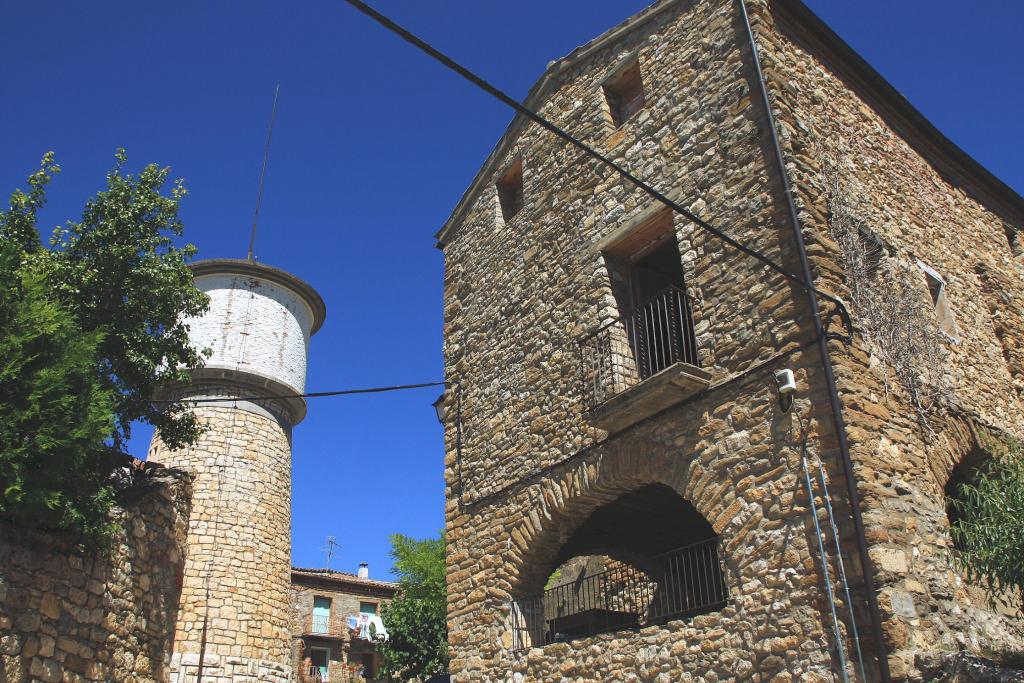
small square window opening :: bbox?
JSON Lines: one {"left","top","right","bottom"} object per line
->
{"left": 604, "top": 61, "right": 645, "bottom": 127}
{"left": 920, "top": 264, "right": 957, "bottom": 337}
{"left": 857, "top": 228, "right": 886, "bottom": 280}
{"left": 496, "top": 160, "right": 524, "bottom": 221}
{"left": 1005, "top": 225, "right": 1023, "bottom": 258}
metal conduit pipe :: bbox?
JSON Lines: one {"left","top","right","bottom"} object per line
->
{"left": 736, "top": 1, "right": 892, "bottom": 680}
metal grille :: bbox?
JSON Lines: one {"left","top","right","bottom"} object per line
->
{"left": 311, "top": 613, "right": 330, "bottom": 634}
{"left": 580, "top": 285, "right": 699, "bottom": 410}
{"left": 510, "top": 538, "right": 727, "bottom": 651}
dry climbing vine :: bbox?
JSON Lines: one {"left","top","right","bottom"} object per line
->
{"left": 814, "top": 131, "right": 952, "bottom": 437}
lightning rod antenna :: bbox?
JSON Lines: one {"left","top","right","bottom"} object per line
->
{"left": 247, "top": 84, "right": 280, "bottom": 261}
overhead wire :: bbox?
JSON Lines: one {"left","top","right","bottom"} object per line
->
{"left": 338, "top": 0, "right": 852, "bottom": 336}
{"left": 151, "top": 380, "right": 449, "bottom": 405}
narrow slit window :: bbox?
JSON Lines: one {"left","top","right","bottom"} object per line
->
{"left": 920, "top": 264, "right": 957, "bottom": 337}
{"left": 858, "top": 228, "right": 885, "bottom": 280}
{"left": 1005, "top": 225, "right": 1023, "bottom": 258}
{"left": 604, "top": 60, "right": 645, "bottom": 127}
{"left": 497, "top": 160, "right": 524, "bottom": 221}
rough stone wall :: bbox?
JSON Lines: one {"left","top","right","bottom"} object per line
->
{"left": 750, "top": 0, "right": 1024, "bottom": 678}
{"left": 440, "top": 0, "right": 872, "bottom": 679}
{"left": 148, "top": 404, "right": 293, "bottom": 683}
{"left": 0, "top": 463, "right": 191, "bottom": 683}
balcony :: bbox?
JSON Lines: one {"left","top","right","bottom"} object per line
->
{"left": 510, "top": 538, "right": 728, "bottom": 650}
{"left": 303, "top": 614, "right": 343, "bottom": 641}
{"left": 580, "top": 286, "right": 711, "bottom": 433}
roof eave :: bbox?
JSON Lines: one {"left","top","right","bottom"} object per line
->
{"left": 435, "top": 0, "right": 1024, "bottom": 249}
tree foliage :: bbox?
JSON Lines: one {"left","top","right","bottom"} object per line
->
{"left": 0, "top": 152, "right": 208, "bottom": 544}
{"left": 378, "top": 532, "right": 449, "bottom": 681}
{"left": 949, "top": 452, "right": 1024, "bottom": 615}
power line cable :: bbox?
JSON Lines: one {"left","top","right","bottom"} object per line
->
{"left": 338, "top": 0, "right": 852, "bottom": 333}
{"left": 152, "top": 380, "right": 449, "bottom": 405}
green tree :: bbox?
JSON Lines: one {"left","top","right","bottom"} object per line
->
{"left": 949, "top": 451, "right": 1024, "bottom": 615}
{"left": 378, "top": 532, "right": 449, "bottom": 681}
{"left": 0, "top": 152, "right": 208, "bottom": 543}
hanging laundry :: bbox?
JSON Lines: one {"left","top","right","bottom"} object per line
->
{"left": 368, "top": 614, "right": 389, "bottom": 642}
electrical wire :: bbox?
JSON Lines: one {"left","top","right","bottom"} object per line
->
{"left": 151, "top": 380, "right": 449, "bottom": 405}
{"left": 339, "top": 0, "right": 852, "bottom": 334}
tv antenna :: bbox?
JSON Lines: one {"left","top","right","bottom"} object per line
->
{"left": 247, "top": 84, "right": 280, "bottom": 262}
{"left": 321, "top": 536, "right": 341, "bottom": 570}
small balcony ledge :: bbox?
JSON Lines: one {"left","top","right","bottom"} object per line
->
{"left": 585, "top": 361, "right": 711, "bottom": 434}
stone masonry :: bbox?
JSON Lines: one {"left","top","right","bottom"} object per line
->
{"left": 0, "top": 463, "right": 191, "bottom": 683}
{"left": 149, "top": 405, "right": 294, "bottom": 683}
{"left": 437, "top": 0, "right": 1024, "bottom": 681}
{"left": 149, "top": 259, "right": 326, "bottom": 683}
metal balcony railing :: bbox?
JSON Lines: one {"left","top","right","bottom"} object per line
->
{"left": 509, "top": 538, "right": 727, "bottom": 651}
{"left": 580, "top": 285, "right": 699, "bottom": 411}
{"left": 311, "top": 614, "right": 330, "bottom": 634}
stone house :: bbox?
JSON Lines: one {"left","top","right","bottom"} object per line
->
{"left": 437, "top": 0, "right": 1024, "bottom": 681}
{"left": 290, "top": 566, "right": 398, "bottom": 683}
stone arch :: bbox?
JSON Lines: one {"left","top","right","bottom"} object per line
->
{"left": 506, "top": 436, "right": 733, "bottom": 599}
{"left": 503, "top": 435, "right": 735, "bottom": 649}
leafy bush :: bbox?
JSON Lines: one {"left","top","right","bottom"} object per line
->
{"left": 378, "top": 532, "right": 449, "bottom": 681}
{"left": 949, "top": 452, "right": 1024, "bottom": 616}
{"left": 0, "top": 152, "right": 208, "bottom": 544}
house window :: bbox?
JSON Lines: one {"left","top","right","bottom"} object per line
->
{"left": 1005, "top": 225, "right": 1023, "bottom": 258}
{"left": 497, "top": 159, "right": 524, "bottom": 221}
{"left": 603, "top": 210, "right": 697, "bottom": 378}
{"left": 309, "top": 646, "right": 330, "bottom": 682}
{"left": 919, "top": 262, "right": 957, "bottom": 337}
{"left": 857, "top": 228, "right": 885, "bottom": 280}
{"left": 312, "top": 596, "right": 331, "bottom": 634}
{"left": 603, "top": 60, "right": 645, "bottom": 127}
{"left": 359, "top": 601, "right": 378, "bottom": 616}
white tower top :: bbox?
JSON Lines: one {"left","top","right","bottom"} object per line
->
{"left": 179, "top": 258, "right": 326, "bottom": 426}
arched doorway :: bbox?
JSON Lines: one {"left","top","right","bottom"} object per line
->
{"left": 510, "top": 484, "right": 727, "bottom": 649}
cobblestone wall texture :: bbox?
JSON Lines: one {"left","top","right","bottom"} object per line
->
{"left": 439, "top": 0, "right": 1024, "bottom": 681}
{"left": 752, "top": 0, "right": 1024, "bottom": 677}
{"left": 0, "top": 464, "right": 191, "bottom": 683}
{"left": 149, "top": 405, "right": 293, "bottom": 683}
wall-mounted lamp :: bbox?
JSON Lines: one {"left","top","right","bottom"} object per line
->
{"left": 433, "top": 383, "right": 465, "bottom": 506}
{"left": 432, "top": 391, "right": 447, "bottom": 424}
{"left": 774, "top": 368, "right": 796, "bottom": 413}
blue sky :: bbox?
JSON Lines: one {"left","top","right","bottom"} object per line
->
{"left": 2, "top": 1, "right": 1021, "bottom": 580}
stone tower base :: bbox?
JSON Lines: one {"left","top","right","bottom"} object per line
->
{"left": 168, "top": 653, "right": 290, "bottom": 683}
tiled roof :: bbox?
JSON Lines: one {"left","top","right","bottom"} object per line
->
{"left": 290, "top": 566, "right": 398, "bottom": 591}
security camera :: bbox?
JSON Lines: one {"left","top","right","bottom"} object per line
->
{"left": 775, "top": 369, "right": 796, "bottom": 395}
{"left": 774, "top": 369, "right": 796, "bottom": 413}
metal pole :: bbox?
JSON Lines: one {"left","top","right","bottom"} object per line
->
{"left": 196, "top": 580, "right": 210, "bottom": 683}
{"left": 816, "top": 456, "right": 868, "bottom": 682}
{"left": 248, "top": 84, "right": 280, "bottom": 261}
{"left": 802, "top": 450, "right": 850, "bottom": 683}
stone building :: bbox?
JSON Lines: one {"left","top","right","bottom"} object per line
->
{"left": 289, "top": 566, "right": 398, "bottom": 682}
{"left": 149, "top": 258, "right": 326, "bottom": 683}
{"left": 437, "top": 0, "right": 1024, "bottom": 681}
{"left": 0, "top": 461, "right": 192, "bottom": 683}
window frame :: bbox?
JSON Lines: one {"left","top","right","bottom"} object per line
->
{"left": 309, "top": 646, "right": 331, "bottom": 682}
{"left": 602, "top": 58, "right": 645, "bottom": 128}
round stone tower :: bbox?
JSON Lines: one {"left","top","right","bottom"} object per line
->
{"left": 148, "top": 258, "right": 325, "bottom": 683}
